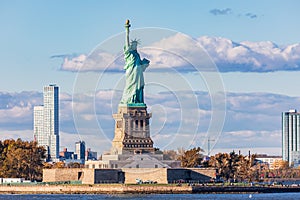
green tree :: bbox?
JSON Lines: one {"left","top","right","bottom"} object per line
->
{"left": 178, "top": 147, "right": 204, "bottom": 168}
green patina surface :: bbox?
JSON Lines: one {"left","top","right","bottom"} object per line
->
{"left": 120, "top": 20, "right": 150, "bottom": 105}
{"left": 119, "top": 103, "right": 147, "bottom": 107}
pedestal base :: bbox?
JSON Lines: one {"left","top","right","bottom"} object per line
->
{"left": 111, "top": 104, "right": 154, "bottom": 155}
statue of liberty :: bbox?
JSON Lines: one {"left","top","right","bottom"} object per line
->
{"left": 120, "top": 19, "right": 150, "bottom": 105}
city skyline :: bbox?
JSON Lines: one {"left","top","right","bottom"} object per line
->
{"left": 1, "top": 1, "right": 300, "bottom": 156}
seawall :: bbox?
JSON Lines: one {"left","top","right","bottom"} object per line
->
{"left": 0, "top": 184, "right": 192, "bottom": 194}
{"left": 1, "top": 185, "right": 300, "bottom": 194}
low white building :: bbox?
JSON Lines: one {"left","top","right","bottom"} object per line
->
{"left": 256, "top": 154, "right": 282, "bottom": 169}
{"left": 0, "top": 178, "right": 27, "bottom": 184}
{"left": 85, "top": 154, "right": 180, "bottom": 169}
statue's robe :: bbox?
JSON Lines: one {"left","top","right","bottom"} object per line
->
{"left": 120, "top": 45, "right": 149, "bottom": 104}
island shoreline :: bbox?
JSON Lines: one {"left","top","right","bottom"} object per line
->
{"left": 1, "top": 185, "right": 300, "bottom": 194}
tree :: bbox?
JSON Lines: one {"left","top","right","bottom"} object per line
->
{"left": 0, "top": 138, "right": 46, "bottom": 181}
{"left": 208, "top": 152, "right": 258, "bottom": 182}
{"left": 52, "top": 161, "right": 65, "bottom": 168}
{"left": 67, "top": 162, "right": 81, "bottom": 168}
{"left": 43, "top": 162, "right": 53, "bottom": 169}
{"left": 235, "top": 154, "right": 257, "bottom": 182}
{"left": 178, "top": 147, "right": 204, "bottom": 168}
{"left": 209, "top": 152, "right": 231, "bottom": 180}
{"left": 0, "top": 140, "right": 5, "bottom": 177}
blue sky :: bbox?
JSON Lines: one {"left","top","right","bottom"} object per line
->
{"left": 1, "top": 0, "right": 300, "bottom": 92}
{"left": 1, "top": 0, "right": 300, "bottom": 155}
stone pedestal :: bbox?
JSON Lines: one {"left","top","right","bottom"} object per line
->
{"left": 111, "top": 104, "right": 154, "bottom": 155}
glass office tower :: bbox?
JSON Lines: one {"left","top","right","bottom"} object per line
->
{"left": 34, "top": 84, "right": 59, "bottom": 161}
{"left": 282, "top": 109, "right": 300, "bottom": 167}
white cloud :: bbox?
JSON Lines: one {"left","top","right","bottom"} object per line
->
{"left": 1, "top": 90, "right": 298, "bottom": 154}
{"left": 55, "top": 34, "right": 300, "bottom": 73}
{"left": 217, "top": 130, "right": 281, "bottom": 150}
{"left": 0, "top": 91, "right": 42, "bottom": 130}
{"left": 61, "top": 54, "right": 87, "bottom": 71}
{"left": 0, "top": 129, "right": 33, "bottom": 141}
{"left": 198, "top": 36, "right": 300, "bottom": 72}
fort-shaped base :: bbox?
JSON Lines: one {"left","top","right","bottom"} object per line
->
{"left": 111, "top": 104, "right": 154, "bottom": 155}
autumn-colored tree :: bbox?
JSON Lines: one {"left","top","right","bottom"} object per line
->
{"left": 208, "top": 151, "right": 258, "bottom": 182}
{"left": 43, "top": 162, "right": 53, "bottom": 169}
{"left": 0, "top": 141, "right": 4, "bottom": 172}
{"left": 178, "top": 147, "right": 204, "bottom": 168}
{"left": 67, "top": 162, "right": 81, "bottom": 168}
{"left": 236, "top": 154, "right": 257, "bottom": 182}
{"left": 52, "top": 161, "right": 65, "bottom": 168}
{"left": 209, "top": 152, "right": 230, "bottom": 180}
{"left": 0, "top": 138, "right": 46, "bottom": 181}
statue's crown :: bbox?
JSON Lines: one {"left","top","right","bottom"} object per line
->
{"left": 130, "top": 38, "right": 140, "bottom": 45}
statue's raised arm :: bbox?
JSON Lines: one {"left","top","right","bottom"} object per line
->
{"left": 125, "top": 19, "right": 130, "bottom": 48}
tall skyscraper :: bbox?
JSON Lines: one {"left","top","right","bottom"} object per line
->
{"left": 34, "top": 84, "right": 59, "bottom": 161}
{"left": 282, "top": 109, "right": 300, "bottom": 167}
{"left": 75, "top": 141, "right": 86, "bottom": 160}
{"left": 33, "top": 106, "right": 45, "bottom": 145}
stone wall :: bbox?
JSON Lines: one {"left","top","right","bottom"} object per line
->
{"left": 2, "top": 184, "right": 300, "bottom": 194}
{"left": 43, "top": 168, "right": 82, "bottom": 182}
{"left": 94, "top": 169, "right": 123, "bottom": 184}
{"left": 81, "top": 169, "right": 95, "bottom": 184}
{"left": 0, "top": 184, "right": 192, "bottom": 194}
{"left": 167, "top": 168, "right": 216, "bottom": 183}
{"left": 43, "top": 168, "right": 216, "bottom": 184}
{"left": 79, "top": 169, "right": 124, "bottom": 184}
{"left": 188, "top": 168, "right": 216, "bottom": 179}
{"left": 122, "top": 168, "right": 168, "bottom": 184}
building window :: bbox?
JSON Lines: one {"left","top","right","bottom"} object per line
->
{"left": 92, "top": 164, "right": 95, "bottom": 169}
{"left": 136, "top": 164, "right": 139, "bottom": 168}
{"left": 155, "top": 164, "right": 158, "bottom": 168}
